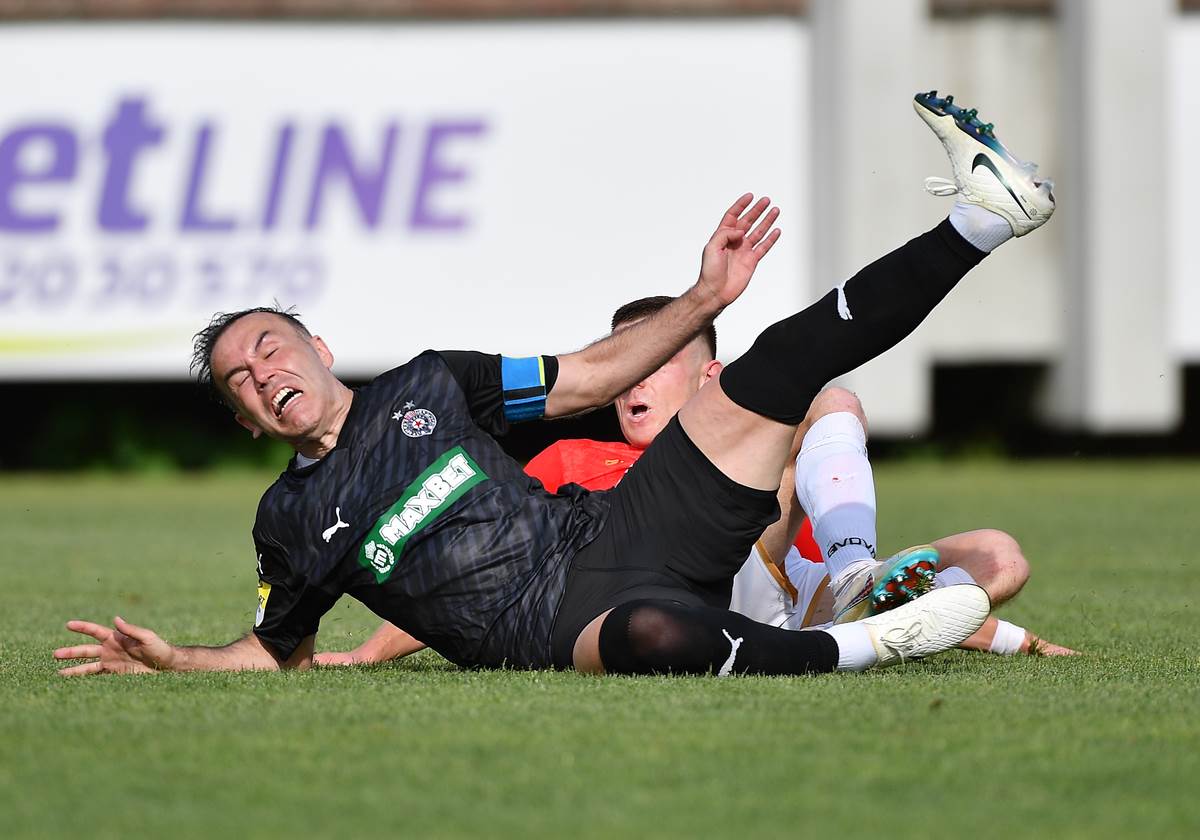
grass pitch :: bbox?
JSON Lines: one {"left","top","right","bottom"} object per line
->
{"left": 2, "top": 462, "right": 1197, "bottom": 838}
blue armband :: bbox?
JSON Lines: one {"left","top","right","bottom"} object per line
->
{"left": 501, "top": 355, "right": 549, "bottom": 422}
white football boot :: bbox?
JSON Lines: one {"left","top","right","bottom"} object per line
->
{"left": 832, "top": 545, "right": 940, "bottom": 625}
{"left": 913, "top": 90, "right": 1055, "bottom": 236}
{"left": 856, "top": 584, "right": 991, "bottom": 668}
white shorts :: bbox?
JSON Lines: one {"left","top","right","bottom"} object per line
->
{"left": 728, "top": 542, "right": 830, "bottom": 630}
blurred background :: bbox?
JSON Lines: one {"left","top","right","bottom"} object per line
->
{"left": 0, "top": 0, "right": 1196, "bottom": 469}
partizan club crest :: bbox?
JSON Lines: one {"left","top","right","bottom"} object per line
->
{"left": 395, "top": 401, "right": 437, "bottom": 438}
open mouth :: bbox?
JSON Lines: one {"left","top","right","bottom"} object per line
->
{"left": 272, "top": 386, "right": 303, "bottom": 418}
{"left": 628, "top": 402, "right": 650, "bottom": 420}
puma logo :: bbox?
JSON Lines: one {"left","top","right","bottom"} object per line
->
{"left": 321, "top": 507, "right": 349, "bottom": 543}
{"left": 717, "top": 629, "right": 744, "bottom": 677}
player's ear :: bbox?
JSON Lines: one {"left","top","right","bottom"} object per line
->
{"left": 699, "top": 359, "right": 723, "bottom": 387}
{"left": 311, "top": 336, "right": 335, "bottom": 370}
{"left": 235, "top": 414, "right": 263, "bottom": 439}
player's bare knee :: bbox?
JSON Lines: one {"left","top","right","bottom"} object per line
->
{"left": 810, "top": 387, "right": 866, "bottom": 428}
{"left": 625, "top": 603, "right": 689, "bottom": 659}
{"left": 977, "top": 528, "right": 1030, "bottom": 597}
{"left": 798, "top": 387, "right": 868, "bottom": 443}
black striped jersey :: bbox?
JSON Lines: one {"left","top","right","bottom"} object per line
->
{"left": 250, "top": 350, "right": 610, "bottom": 669}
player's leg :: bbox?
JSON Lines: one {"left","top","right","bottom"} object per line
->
{"left": 790, "top": 389, "right": 949, "bottom": 625}
{"left": 556, "top": 410, "right": 988, "bottom": 675}
{"left": 932, "top": 528, "right": 1029, "bottom": 606}
{"left": 791, "top": 389, "right": 879, "bottom": 591}
{"left": 678, "top": 92, "right": 1054, "bottom": 492}
{"left": 741, "top": 387, "right": 858, "bottom": 594}
{"left": 575, "top": 582, "right": 991, "bottom": 676}
{"left": 782, "top": 529, "right": 1078, "bottom": 655}
{"left": 782, "top": 549, "right": 833, "bottom": 628}
{"left": 677, "top": 215, "right": 987, "bottom": 492}
{"left": 725, "top": 386, "right": 864, "bottom": 626}
{"left": 728, "top": 542, "right": 800, "bottom": 627}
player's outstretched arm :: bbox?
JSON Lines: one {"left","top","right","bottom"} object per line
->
{"left": 314, "top": 621, "right": 426, "bottom": 666}
{"left": 53, "top": 616, "right": 313, "bottom": 676}
{"left": 959, "top": 617, "right": 1079, "bottom": 657}
{"left": 546, "top": 194, "right": 781, "bottom": 417}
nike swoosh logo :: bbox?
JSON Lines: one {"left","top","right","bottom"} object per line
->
{"left": 972, "top": 154, "right": 1032, "bottom": 219}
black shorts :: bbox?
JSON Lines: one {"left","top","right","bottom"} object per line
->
{"left": 549, "top": 416, "right": 780, "bottom": 667}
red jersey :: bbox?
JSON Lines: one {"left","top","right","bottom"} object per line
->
{"left": 525, "top": 439, "right": 821, "bottom": 562}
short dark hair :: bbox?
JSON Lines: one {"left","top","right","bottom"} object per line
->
{"left": 191, "top": 305, "right": 311, "bottom": 398}
{"left": 610, "top": 295, "right": 717, "bottom": 359}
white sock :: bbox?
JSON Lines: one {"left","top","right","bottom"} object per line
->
{"left": 933, "top": 566, "right": 977, "bottom": 589}
{"left": 949, "top": 201, "right": 1013, "bottom": 253}
{"left": 825, "top": 623, "right": 877, "bottom": 672}
{"left": 988, "top": 619, "right": 1027, "bottom": 655}
{"left": 795, "top": 412, "right": 877, "bottom": 582}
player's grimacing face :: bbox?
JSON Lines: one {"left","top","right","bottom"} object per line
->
{"left": 615, "top": 336, "right": 716, "bottom": 450}
{"left": 210, "top": 313, "right": 337, "bottom": 443}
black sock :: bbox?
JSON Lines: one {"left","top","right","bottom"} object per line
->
{"left": 597, "top": 599, "right": 840, "bottom": 676}
{"left": 722, "top": 220, "right": 986, "bottom": 424}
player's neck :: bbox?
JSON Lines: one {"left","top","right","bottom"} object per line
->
{"left": 294, "top": 385, "right": 355, "bottom": 461}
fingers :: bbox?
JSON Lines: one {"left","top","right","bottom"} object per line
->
{"left": 718, "top": 193, "right": 754, "bottom": 228}
{"left": 708, "top": 221, "right": 781, "bottom": 260}
{"left": 54, "top": 644, "right": 103, "bottom": 660}
{"left": 58, "top": 661, "right": 106, "bottom": 677}
{"left": 1041, "top": 642, "right": 1081, "bottom": 657}
{"left": 736, "top": 196, "right": 772, "bottom": 233}
{"left": 65, "top": 620, "right": 112, "bottom": 642}
{"left": 744, "top": 206, "right": 780, "bottom": 247}
{"left": 754, "top": 228, "right": 782, "bottom": 258}
{"left": 707, "top": 225, "right": 745, "bottom": 252}
{"left": 714, "top": 195, "right": 782, "bottom": 255}
{"left": 314, "top": 653, "right": 355, "bottom": 667}
{"left": 114, "top": 615, "right": 153, "bottom": 643}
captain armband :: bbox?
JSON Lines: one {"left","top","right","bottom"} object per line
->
{"left": 501, "top": 356, "right": 550, "bottom": 422}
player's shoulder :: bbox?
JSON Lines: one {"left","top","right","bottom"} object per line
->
{"left": 366, "top": 352, "right": 440, "bottom": 389}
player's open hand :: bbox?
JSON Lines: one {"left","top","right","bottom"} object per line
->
{"left": 1029, "top": 637, "right": 1081, "bottom": 657}
{"left": 696, "top": 194, "right": 782, "bottom": 309}
{"left": 54, "top": 616, "right": 175, "bottom": 676}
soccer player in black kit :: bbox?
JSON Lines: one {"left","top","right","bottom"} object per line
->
{"left": 55, "top": 93, "right": 1055, "bottom": 679}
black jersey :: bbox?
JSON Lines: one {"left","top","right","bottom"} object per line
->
{"left": 250, "top": 350, "right": 610, "bottom": 669}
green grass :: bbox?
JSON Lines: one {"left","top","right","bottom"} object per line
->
{"left": 1, "top": 462, "right": 1198, "bottom": 838}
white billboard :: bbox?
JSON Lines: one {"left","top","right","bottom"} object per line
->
{"left": 1171, "top": 17, "right": 1200, "bottom": 361}
{"left": 0, "top": 22, "right": 808, "bottom": 380}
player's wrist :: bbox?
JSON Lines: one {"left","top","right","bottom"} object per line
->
{"left": 151, "top": 643, "right": 181, "bottom": 671}
{"left": 684, "top": 280, "right": 727, "bottom": 322}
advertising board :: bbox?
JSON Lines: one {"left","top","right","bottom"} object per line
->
{"left": 0, "top": 22, "right": 808, "bottom": 380}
